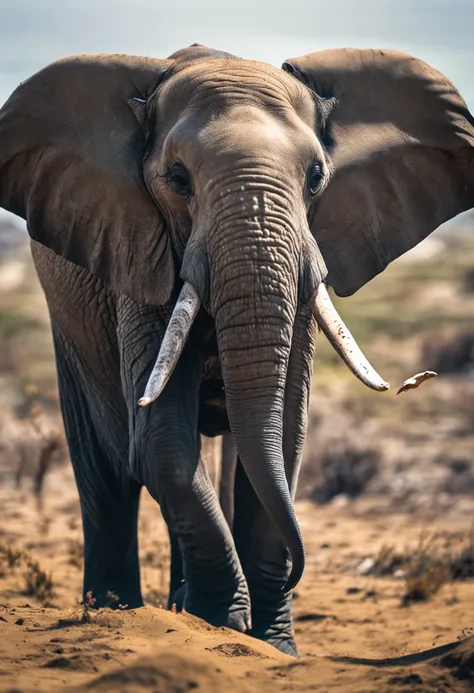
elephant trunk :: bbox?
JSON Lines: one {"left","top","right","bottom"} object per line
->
{"left": 209, "top": 203, "right": 304, "bottom": 590}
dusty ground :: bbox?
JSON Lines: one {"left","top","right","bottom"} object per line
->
{"left": 0, "top": 462, "right": 472, "bottom": 692}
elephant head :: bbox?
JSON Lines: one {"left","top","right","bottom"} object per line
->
{"left": 0, "top": 44, "right": 473, "bottom": 591}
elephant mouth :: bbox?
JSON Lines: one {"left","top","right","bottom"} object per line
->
{"left": 138, "top": 280, "right": 389, "bottom": 407}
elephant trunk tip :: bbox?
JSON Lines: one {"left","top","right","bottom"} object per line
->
{"left": 283, "top": 541, "right": 305, "bottom": 593}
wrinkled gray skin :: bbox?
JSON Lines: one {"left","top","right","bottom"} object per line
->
{"left": 201, "top": 434, "right": 237, "bottom": 528}
{"left": 1, "top": 43, "right": 473, "bottom": 657}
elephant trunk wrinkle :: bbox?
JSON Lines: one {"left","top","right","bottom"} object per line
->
{"left": 210, "top": 209, "right": 305, "bottom": 591}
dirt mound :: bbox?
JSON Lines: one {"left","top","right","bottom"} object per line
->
{"left": 68, "top": 648, "right": 250, "bottom": 693}
{"left": 207, "top": 642, "right": 267, "bottom": 658}
{"left": 44, "top": 653, "right": 100, "bottom": 672}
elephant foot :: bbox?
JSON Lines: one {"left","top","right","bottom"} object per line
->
{"left": 186, "top": 591, "right": 252, "bottom": 633}
{"left": 247, "top": 595, "right": 298, "bottom": 657}
{"left": 169, "top": 581, "right": 251, "bottom": 633}
{"left": 249, "top": 628, "right": 299, "bottom": 657}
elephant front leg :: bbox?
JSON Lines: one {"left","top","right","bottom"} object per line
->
{"left": 53, "top": 326, "right": 143, "bottom": 609}
{"left": 119, "top": 302, "right": 251, "bottom": 632}
{"left": 233, "top": 459, "right": 296, "bottom": 656}
{"left": 133, "top": 381, "right": 250, "bottom": 631}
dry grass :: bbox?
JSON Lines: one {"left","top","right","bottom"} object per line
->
{"left": 81, "top": 591, "right": 97, "bottom": 624}
{"left": 369, "top": 544, "right": 406, "bottom": 577}
{"left": 143, "top": 588, "right": 167, "bottom": 609}
{"left": 0, "top": 542, "right": 26, "bottom": 579}
{"left": 451, "top": 527, "right": 474, "bottom": 580}
{"left": 401, "top": 535, "right": 452, "bottom": 606}
{"left": 54, "top": 591, "right": 125, "bottom": 631}
{"left": 367, "top": 529, "right": 474, "bottom": 606}
{"left": 23, "top": 558, "right": 55, "bottom": 602}
{"left": 0, "top": 538, "right": 55, "bottom": 604}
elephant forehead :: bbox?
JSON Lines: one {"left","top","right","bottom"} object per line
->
{"left": 198, "top": 106, "right": 292, "bottom": 150}
{"left": 156, "top": 59, "right": 315, "bottom": 120}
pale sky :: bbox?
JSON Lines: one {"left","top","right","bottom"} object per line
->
{"left": 0, "top": 0, "right": 473, "bottom": 228}
{"left": 0, "top": 0, "right": 473, "bottom": 108}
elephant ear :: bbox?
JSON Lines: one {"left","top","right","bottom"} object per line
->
{"left": 0, "top": 54, "right": 175, "bottom": 305}
{"left": 282, "top": 48, "right": 474, "bottom": 296}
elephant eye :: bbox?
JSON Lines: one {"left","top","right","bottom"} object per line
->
{"left": 307, "top": 161, "right": 324, "bottom": 197}
{"left": 167, "top": 162, "right": 193, "bottom": 201}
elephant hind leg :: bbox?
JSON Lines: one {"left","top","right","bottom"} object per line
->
{"left": 167, "top": 529, "right": 185, "bottom": 610}
{"left": 53, "top": 324, "right": 143, "bottom": 609}
{"left": 219, "top": 431, "right": 237, "bottom": 529}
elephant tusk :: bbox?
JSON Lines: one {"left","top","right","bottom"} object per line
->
{"left": 312, "top": 284, "right": 390, "bottom": 392}
{"left": 138, "top": 282, "right": 201, "bottom": 406}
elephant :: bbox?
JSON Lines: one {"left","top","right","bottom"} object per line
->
{"left": 0, "top": 43, "right": 472, "bottom": 656}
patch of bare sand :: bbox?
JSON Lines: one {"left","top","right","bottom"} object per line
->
{"left": 2, "top": 601, "right": 472, "bottom": 693}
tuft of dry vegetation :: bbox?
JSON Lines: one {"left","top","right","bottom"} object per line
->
{"left": 368, "top": 544, "right": 406, "bottom": 577}
{"left": 55, "top": 591, "right": 125, "bottom": 631}
{"left": 0, "top": 537, "right": 55, "bottom": 603}
{"left": 143, "top": 588, "right": 167, "bottom": 609}
{"left": 451, "top": 528, "right": 474, "bottom": 580}
{"left": 0, "top": 542, "right": 25, "bottom": 575}
{"left": 23, "top": 558, "right": 55, "bottom": 602}
{"left": 365, "top": 529, "right": 474, "bottom": 606}
{"left": 81, "top": 591, "right": 96, "bottom": 624}
{"left": 401, "top": 535, "right": 452, "bottom": 606}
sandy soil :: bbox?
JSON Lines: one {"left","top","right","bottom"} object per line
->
{"left": 0, "top": 461, "right": 472, "bottom": 693}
